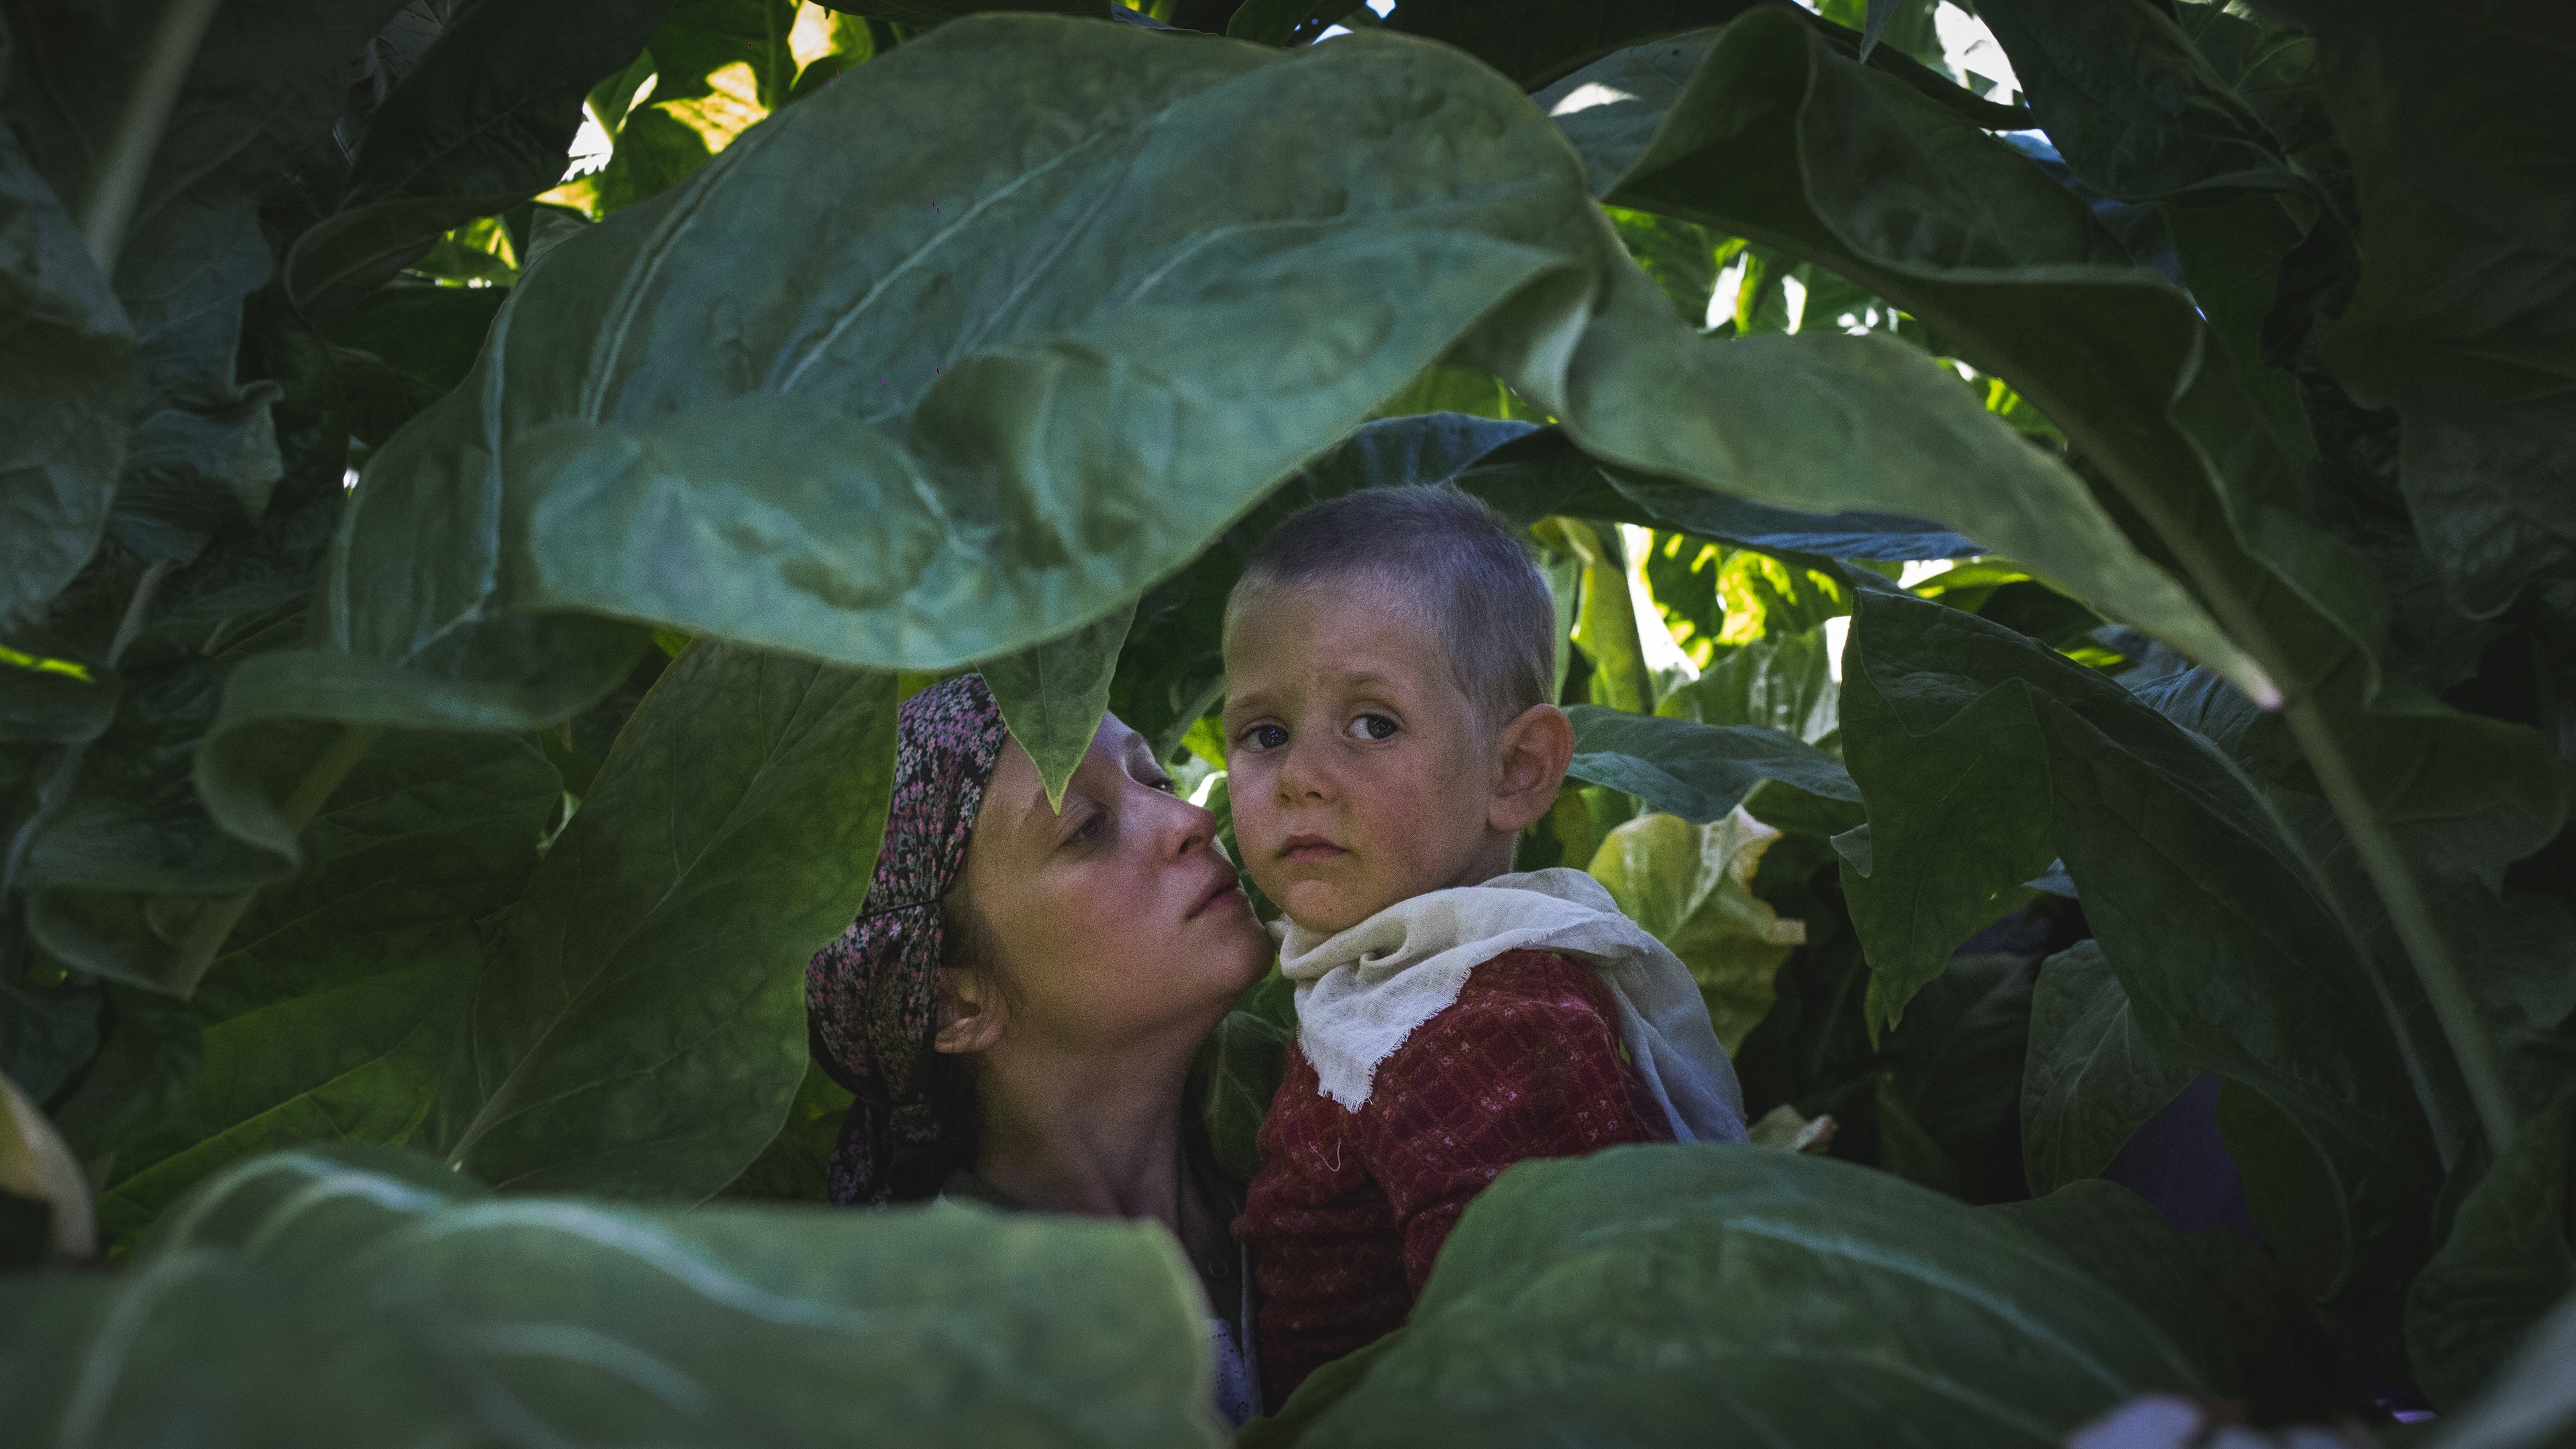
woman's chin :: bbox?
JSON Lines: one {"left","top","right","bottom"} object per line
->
{"left": 1210, "top": 914, "right": 1277, "bottom": 983}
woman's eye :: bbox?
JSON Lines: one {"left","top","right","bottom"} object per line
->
{"left": 1066, "top": 810, "right": 1104, "bottom": 844}
{"left": 1244, "top": 723, "right": 1288, "bottom": 751}
{"left": 1347, "top": 712, "right": 1399, "bottom": 742}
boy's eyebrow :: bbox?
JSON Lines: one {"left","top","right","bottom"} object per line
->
{"left": 1224, "top": 667, "right": 1413, "bottom": 714}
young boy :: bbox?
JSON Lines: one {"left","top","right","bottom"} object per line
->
{"left": 1222, "top": 485, "right": 1747, "bottom": 1401}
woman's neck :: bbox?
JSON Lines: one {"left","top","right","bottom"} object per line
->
{"left": 970, "top": 1029, "right": 1201, "bottom": 1232}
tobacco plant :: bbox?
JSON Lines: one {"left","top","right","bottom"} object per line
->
{"left": 1, "top": 0, "right": 2569, "bottom": 1444}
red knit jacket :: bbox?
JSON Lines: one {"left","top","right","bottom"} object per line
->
{"left": 1232, "top": 948, "right": 1674, "bottom": 1403}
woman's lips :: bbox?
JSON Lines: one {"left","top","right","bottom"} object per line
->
{"left": 1187, "top": 873, "right": 1249, "bottom": 920}
{"left": 1279, "top": 835, "right": 1346, "bottom": 864}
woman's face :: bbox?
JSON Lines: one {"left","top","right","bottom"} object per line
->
{"left": 951, "top": 712, "right": 1271, "bottom": 1057}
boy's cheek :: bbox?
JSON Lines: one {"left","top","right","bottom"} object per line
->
{"left": 1228, "top": 786, "right": 1279, "bottom": 859}
{"left": 1240, "top": 851, "right": 1295, "bottom": 910}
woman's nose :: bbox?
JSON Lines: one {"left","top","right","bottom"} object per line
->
{"left": 1165, "top": 794, "right": 1219, "bottom": 858}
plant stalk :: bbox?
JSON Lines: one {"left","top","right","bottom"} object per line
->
{"left": 168, "top": 723, "right": 383, "bottom": 985}
{"left": 1848, "top": 216, "right": 2512, "bottom": 1159}
{"left": 2191, "top": 731, "right": 2462, "bottom": 1165}
{"left": 1994, "top": 345, "right": 2513, "bottom": 1155}
{"left": 76, "top": 0, "right": 226, "bottom": 272}
{"left": 2279, "top": 699, "right": 2519, "bottom": 1150}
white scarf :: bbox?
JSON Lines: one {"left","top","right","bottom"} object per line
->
{"left": 1275, "top": 867, "right": 1748, "bottom": 1144}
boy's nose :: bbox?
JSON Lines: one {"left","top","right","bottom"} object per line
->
{"left": 1273, "top": 736, "right": 1333, "bottom": 802}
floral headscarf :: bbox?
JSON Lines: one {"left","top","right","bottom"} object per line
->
{"left": 805, "top": 674, "right": 1011, "bottom": 1205}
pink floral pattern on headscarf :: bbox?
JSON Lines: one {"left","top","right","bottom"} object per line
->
{"left": 805, "top": 674, "right": 1009, "bottom": 1205}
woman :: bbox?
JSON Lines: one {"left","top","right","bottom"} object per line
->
{"left": 806, "top": 675, "right": 1277, "bottom": 1424}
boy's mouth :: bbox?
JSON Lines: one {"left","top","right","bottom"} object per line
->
{"left": 1278, "top": 834, "right": 1347, "bottom": 864}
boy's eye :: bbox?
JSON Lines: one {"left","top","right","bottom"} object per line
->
{"left": 1346, "top": 712, "right": 1399, "bottom": 742}
{"left": 1242, "top": 723, "right": 1288, "bottom": 751}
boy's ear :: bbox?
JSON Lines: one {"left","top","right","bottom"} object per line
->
{"left": 1488, "top": 703, "right": 1574, "bottom": 836}
{"left": 931, "top": 965, "right": 1007, "bottom": 1055}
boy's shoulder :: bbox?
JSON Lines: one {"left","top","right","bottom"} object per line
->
{"left": 1422, "top": 947, "right": 1621, "bottom": 1034}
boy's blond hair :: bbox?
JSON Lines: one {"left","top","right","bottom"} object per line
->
{"left": 1226, "top": 484, "right": 1556, "bottom": 727}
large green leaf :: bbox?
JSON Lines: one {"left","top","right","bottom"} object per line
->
{"left": 1538, "top": 16, "right": 2288, "bottom": 704}
{"left": 0, "top": 1146, "right": 1221, "bottom": 1448}
{"left": 1386, "top": 0, "right": 1766, "bottom": 89}
{"left": 1389, "top": 0, "right": 2027, "bottom": 117}
{"left": 1604, "top": 475, "right": 1979, "bottom": 562}
{"left": 2275, "top": 0, "right": 2576, "bottom": 621}
{"left": 427, "top": 643, "right": 896, "bottom": 1197}
{"left": 722, "top": 1057, "right": 856, "bottom": 1201}
{"left": 321, "top": 282, "right": 510, "bottom": 449}
{"left": 2021, "top": 941, "right": 2193, "bottom": 1196}
{"left": 1968, "top": 0, "right": 2299, "bottom": 203}
{"left": 1880, "top": 949, "right": 2036, "bottom": 1201}
{"left": 1990, "top": 1179, "right": 2339, "bottom": 1418}
{"left": 1565, "top": 704, "right": 1856, "bottom": 823}
{"left": 1279, "top": 1143, "right": 2202, "bottom": 1446}
{"left": 332, "top": 13, "right": 2247, "bottom": 729}
{"left": 331, "top": 20, "right": 1587, "bottom": 700}
{"left": 1990, "top": 1181, "right": 2241, "bottom": 1395}
{"left": 1840, "top": 591, "right": 2443, "bottom": 1370}
{"left": 983, "top": 596, "right": 1136, "bottom": 809}
{"left": 2422, "top": 1291, "right": 2576, "bottom": 1449}
{"left": 87, "top": 731, "right": 558, "bottom": 1242}
{"left": 2408, "top": 1097, "right": 2576, "bottom": 1410}
{"left": 1477, "top": 164, "right": 2265, "bottom": 706}
{"left": 1543, "top": 18, "right": 2569, "bottom": 1099}
{"left": 0, "top": 127, "right": 133, "bottom": 627}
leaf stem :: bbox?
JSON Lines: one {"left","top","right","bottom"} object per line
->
{"left": 2278, "top": 699, "right": 2518, "bottom": 1150}
{"left": 2133, "top": 485, "right": 2511, "bottom": 1153}
{"left": 2188, "top": 729, "right": 2461, "bottom": 1164}
{"left": 167, "top": 723, "right": 383, "bottom": 989}
{"left": 76, "top": 0, "right": 226, "bottom": 272}
{"left": 2000, "top": 358, "right": 2506, "bottom": 1155}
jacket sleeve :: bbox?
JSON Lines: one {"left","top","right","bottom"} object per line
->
{"left": 1353, "top": 955, "right": 1664, "bottom": 1295}
{"left": 1237, "top": 1044, "right": 1413, "bottom": 1405}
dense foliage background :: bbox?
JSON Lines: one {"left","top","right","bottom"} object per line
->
{"left": 2, "top": 0, "right": 2569, "bottom": 1443}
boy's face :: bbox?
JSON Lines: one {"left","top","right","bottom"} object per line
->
{"left": 1222, "top": 576, "right": 1511, "bottom": 936}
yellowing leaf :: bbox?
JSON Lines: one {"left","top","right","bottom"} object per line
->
{"left": 1588, "top": 806, "right": 1806, "bottom": 1051}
